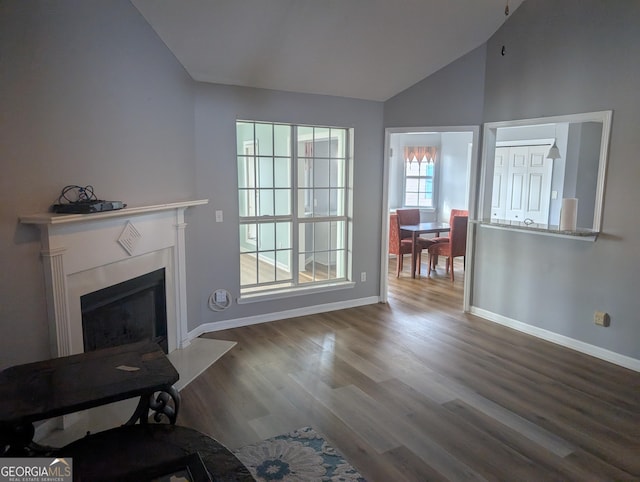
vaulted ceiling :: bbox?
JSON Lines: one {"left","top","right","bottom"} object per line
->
{"left": 132, "top": 0, "right": 523, "bottom": 101}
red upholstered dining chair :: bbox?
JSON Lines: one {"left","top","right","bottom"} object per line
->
{"left": 395, "top": 208, "right": 421, "bottom": 233}
{"left": 427, "top": 214, "right": 468, "bottom": 281}
{"left": 389, "top": 213, "right": 415, "bottom": 277}
{"left": 396, "top": 208, "right": 435, "bottom": 274}
{"left": 433, "top": 209, "right": 468, "bottom": 245}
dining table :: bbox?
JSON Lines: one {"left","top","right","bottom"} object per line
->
{"left": 400, "top": 222, "right": 450, "bottom": 278}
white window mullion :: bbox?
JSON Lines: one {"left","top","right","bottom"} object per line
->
{"left": 291, "top": 125, "right": 300, "bottom": 284}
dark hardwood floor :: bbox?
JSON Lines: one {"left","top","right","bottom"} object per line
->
{"left": 179, "top": 254, "right": 640, "bottom": 481}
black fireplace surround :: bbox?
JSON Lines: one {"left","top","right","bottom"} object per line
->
{"left": 81, "top": 268, "right": 168, "bottom": 353}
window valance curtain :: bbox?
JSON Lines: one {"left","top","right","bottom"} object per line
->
{"left": 404, "top": 146, "right": 437, "bottom": 165}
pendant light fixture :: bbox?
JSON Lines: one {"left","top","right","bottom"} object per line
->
{"left": 547, "top": 141, "right": 561, "bottom": 160}
{"left": 547, "top": 124, "right": 561, "bottom": 160}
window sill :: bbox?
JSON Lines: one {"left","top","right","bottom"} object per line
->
{"left": 238, "top": 281, "right": 356, "bottom": 304}
{"left": 391, "top": 207, "right": 435, "bottom": 213}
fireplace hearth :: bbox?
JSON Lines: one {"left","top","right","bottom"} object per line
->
{"left": 81, "top": 268, "right": 167, "bottom": 353}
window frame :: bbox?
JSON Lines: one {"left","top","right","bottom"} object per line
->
{"left": 402, "top": 158, "right": 437, "bottom": 209}
{"left": 237, "top": 120, "right": 353, "bottom": 297}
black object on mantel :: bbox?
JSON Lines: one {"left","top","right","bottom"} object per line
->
{"left": 50, "top": 184, "right": 126, "bottom": 214}
{"left": 52, "top": 199, "right": 126, "bottom": 214}
{"left": 0, "top": 340, "right": 180, "bottom": 456}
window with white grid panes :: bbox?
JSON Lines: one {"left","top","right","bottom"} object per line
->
{"left": 404, "top": 160, "right": 435, "bottom": 208}
{"left": 237, "top": 121, "right": 351, "bottom": 294}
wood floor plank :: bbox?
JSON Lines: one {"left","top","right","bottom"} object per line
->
{"left": 384, "top": 413, "right": 487, "bottom": 481}
{"left": 388, "top": 324, "right": 638, "bottom": 463}
{"left": 404, "top": 398, "right": 556, "bottom": 481}
{"left": 287, "top": 371, "right": 402, "bottom": 454}
{"left": 443, "top": 399, "right": 607, "bottom": 481}
{"left": 333, "top": 343, "right": 395, "bottom": 384}
{"left": 179, "top": 261, "right": 640, "bottom": 481}
{"left": 422, "top": 368, "right": 577, "bottom": 457}
{"left": 411, "top": 344, "right": 638, "bottom": 472}
{"left": 381, "top": 445, "right": 450, "bottom": 482}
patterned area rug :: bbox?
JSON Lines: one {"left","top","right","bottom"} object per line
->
{"left": 234, "top": 427, "right": 366, "bottom": 481}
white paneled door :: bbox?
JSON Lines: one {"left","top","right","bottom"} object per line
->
{"left": 501, "top": 145, "right": 553, "bottom": 224}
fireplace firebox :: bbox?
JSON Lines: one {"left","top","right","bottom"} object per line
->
{"left": 81, "top": 268, "right": 168, "bottom": 353}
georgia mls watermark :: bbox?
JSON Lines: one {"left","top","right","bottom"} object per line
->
{"left": 0, "top": 458, "right": 72, "bottom": 482}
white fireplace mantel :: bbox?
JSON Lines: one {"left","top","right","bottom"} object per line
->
{"left": 21, "top": 200, "right": 208, "bottom": 358}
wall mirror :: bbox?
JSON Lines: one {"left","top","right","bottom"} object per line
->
{"left": 479, "top": 110, "right": 612, "bottom": 236}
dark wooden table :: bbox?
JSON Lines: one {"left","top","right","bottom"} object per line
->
{"left": 58, "top": 424, "right": 254, "bottom": 481}
{"left": 400, "top": 222, "right": 450, "bottom": 278}
{"left": 0, "top": 340, "right": 180, "bottom": 455}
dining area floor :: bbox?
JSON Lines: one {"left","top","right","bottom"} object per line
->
{"left": 388, "top": 253, "right": 465, "bottom": 312}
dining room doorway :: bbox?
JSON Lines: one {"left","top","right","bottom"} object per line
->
{"left": 380, "top": 126, "right": 479, "bottom": 309}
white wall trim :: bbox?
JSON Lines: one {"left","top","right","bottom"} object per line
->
{"left": 470, "top": 306, "right": 640, "bottom": 372}
{"left": 188, "top": 296, "right": 380, "bottom": 339}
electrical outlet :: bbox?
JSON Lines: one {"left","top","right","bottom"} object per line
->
{"left": 360, "top": 272, "right": 366, "bottom": 282}
{"left": 594, "top": 311, "right": 610, "bottom": 327}
{"left": 215, "top": 289, "right": 227, "bottom": 304}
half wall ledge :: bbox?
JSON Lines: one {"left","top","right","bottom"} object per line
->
{"left": 475, "top": 220, "right": 598, "bottom": 241}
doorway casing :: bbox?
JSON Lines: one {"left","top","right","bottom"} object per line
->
{"left": 379, "top": 125, "right": 480, "bottom": 310}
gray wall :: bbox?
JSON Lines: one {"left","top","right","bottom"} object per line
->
{"left": 474, "top": 0, "right": 640, "bottom": 359}
{"left": 384, "top": 45, "right": 487, "bottom": 128}
{"left": 190, "top": 83, "right": 384, "bottom": 329}
{"left": 0, "top": 0, "right": 198, "bottom": 367}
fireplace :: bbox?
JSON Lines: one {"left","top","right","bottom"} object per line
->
{"left": 20, "top": 200, "right": 208, "bottom": 357}
{"left": 81, "top": 268, "right": 168, "bottom": 353}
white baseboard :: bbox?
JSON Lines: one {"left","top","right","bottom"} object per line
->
{"left": 470, "top": 306, "right": 640, "bottom": 372}
{"left": 188, "top": 296, "right": 380, "bottom": 338}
